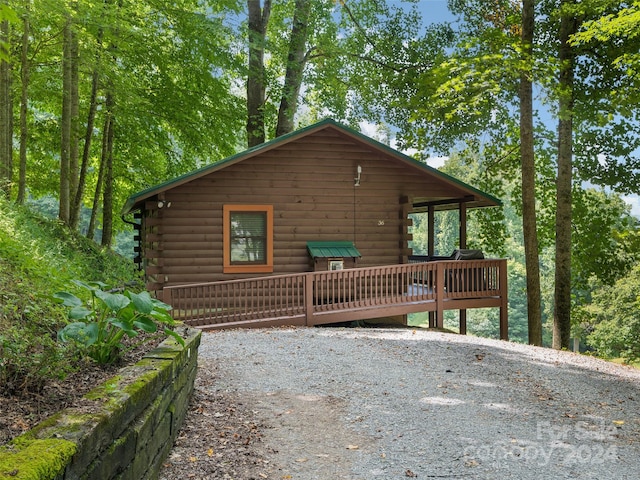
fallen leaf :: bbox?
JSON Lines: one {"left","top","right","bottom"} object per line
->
{"left": 189, "top": 456, "right": 197, "bottom": 462}
{"left": 613, "top": 420, "right": 625, "bottom": 425}
{"left": 405, "top": 469, "right": 417, "bottom": 477}
{"left": 207, "top": 448, "right": 214, "bottom": 457}
{"left": 296, "top": 458, "right": 308, "bottom": 463}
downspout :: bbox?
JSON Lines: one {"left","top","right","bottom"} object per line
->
{"left": 121, "top": 210, "right": 142, "bottom": 271}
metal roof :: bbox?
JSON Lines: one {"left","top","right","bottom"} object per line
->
{"left": 307, "top": 241, "right": 361, "bottom": 259}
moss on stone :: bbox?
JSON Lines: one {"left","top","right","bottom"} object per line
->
{"left": 84, "top": 375, "right": 122, "bottom": 402}
{"left": 0, "top": 438, "right": 77, "bottom": 480}
{"left": 0, "top": 329, "right": 202, "bottom": 480}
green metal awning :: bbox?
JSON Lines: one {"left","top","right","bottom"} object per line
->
{"left": 307, "top": 241, "right": 361, "bottom": 259}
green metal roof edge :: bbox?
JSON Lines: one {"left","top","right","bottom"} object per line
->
{"left": 307, "top": 241, "right": 362, "bottom": 258}
{"left": 121, "top": 118, "right": 501, "bottom": 216}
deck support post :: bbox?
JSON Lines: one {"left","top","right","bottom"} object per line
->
{"left": 459, "top": 311, "right": 467, "bottom": 335}
{"left": 459, "top": 201, "right": 468, "bottom": 334}
{"left": 499, "top": 260, "right": 509, "bottom": 340}
{"left": 428, "top": 312, "right": 435, "bottom": 328}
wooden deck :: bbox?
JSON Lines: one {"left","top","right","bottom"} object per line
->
{"left": 161, "top": 259, "right": 508, "bottom": 339}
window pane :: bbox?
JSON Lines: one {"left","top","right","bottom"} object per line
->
{"left": 230, "top": 212, "right": 266, "bottom": 263}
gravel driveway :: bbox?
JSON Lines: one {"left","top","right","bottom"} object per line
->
{"left": 160, "top": 327, "right": 640, "bottom": 479}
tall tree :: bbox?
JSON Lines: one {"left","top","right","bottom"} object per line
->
{"left": 70, "top": 49, "right": 100, "bottom": 226}
{"left": 520, "top": 0, "right": 542, "bottom": 346}
{"left": 59, "top": 14, "right": 73, "bottom": 223}
{"left": 0, "top": 15, "right": 12, "bottom": 195}
{"left": 101, "top": 92, "right": 114, "bottom": 248}
{"left": 247, "top": 0, "right": 271, "bottom": 146}
{"left": 17, "top": 0, "right": 30, "bottom": 204}
{"left": 275, "top": 0, "right": 311, "bottom": 136}
{"left": 67, "top": 13, "right": 80, "bottom": 228}
{"left": 552, "top": 0, "right": 578, "bottom": 349}
{"left": 397, "top": 0, "right": 548, "bottom": 344}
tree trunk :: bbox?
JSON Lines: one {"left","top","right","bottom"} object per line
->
{"left": 68, "top": 25, "right": 80, "bottom": 228}
{"left": 520, "top": 0, "right": 542, "bottom": 346}
{"left": 88, "top": 96, "right": 111, "bottom": 242}
{"left": 59, "top": 17, "right": 72, "bottom": 223}
{"left": 71, "top": 42, "right": 101, "bottom": 229}
{"left": 0, "top": 19, "right": 12, "bottom": 196}
{"left": 101, "top": 93, "right": 114, "bottom": 248}
{"left": 86, "top": 118, "right": 107, "bottom": 241}
{"left": 275, "top": 0, "right": 311, "bottom": 137}
{"left": 247, "top": 0, "right": 271, "bottom": 147}
{"left": 553, "top": 3, "right": 577, "bottom": 350}
{"left": 17, "top": 5, "right": 30, "bottom": 204}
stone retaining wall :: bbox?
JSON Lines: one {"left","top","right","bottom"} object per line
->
{"left": 0, "top": 328, "right": 201, "bottom": 480}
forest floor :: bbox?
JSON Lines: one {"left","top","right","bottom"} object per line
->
{"left": 0, "top": 336, "right": 159, "bottom": 447}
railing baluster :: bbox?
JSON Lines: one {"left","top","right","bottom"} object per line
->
{"left": 164, "top": 259, "right": 507, "bottom": 331}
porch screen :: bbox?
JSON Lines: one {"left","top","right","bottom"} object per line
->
{"left": 223, "top": 205, "right": 274, "bottom": 273}
{"left": 230, "top": 211, "right": 266, "bottom": 263}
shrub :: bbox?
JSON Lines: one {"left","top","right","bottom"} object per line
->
{"left": 586, "top": 264, "right": 640, "bottom": 363}
{"left": 55, "top": 281, "right": 184, "bottom": 364}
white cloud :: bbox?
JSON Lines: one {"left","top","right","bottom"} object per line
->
{"left": 622, "top": 194, "right": 640, "bottom": 218}
{"left": 426, "top": 156, "right": 447, "bottom": 169}
{"left": 358, "top": 121, "right": 378, "bottom": 138}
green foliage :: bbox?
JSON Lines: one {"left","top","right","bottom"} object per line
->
{"left": 0, "top": 196, "right": 139, "bottom": 393}
{"left": 584, "top": 264, "right": 640, "bottom": 362}
{"left": 55, "top": 281, "right": 184, "bottom": 365}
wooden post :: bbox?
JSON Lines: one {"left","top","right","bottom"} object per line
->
{"left": 459, "top": 201, "right": 467, "bottom": 249}
{"left": 459, "top": 201, "right": 468, "bottom": 332}
{"left": 163, "top": 287, "right": 173, "bottom": 317}
{"left": 305, "top": 273, "right": 314, "bottom": 326}
{"left": 428, "top": 205, "right": 435, "bottom": 257}
{"left": 459, "top": 311, "right": 467, "bottom": 335}
{"left": 499, "top": 259, "right": 509, "bottom": 340}
{"left": 435, "top": 262, "right": 444, "bottom": 329}
{"left": 427, "top": 204, "right": 436, "bottom": 329}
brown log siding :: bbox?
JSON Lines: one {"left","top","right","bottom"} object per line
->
{"left": 142, "top": 129, "right": 472, "bottom": 288}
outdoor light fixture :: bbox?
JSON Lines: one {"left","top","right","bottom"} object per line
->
{"left": 354, "top": 165, "right": 362, "bottom": 186}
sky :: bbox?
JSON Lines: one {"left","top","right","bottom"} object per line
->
{"left": 390, "top": 0, "right": 453, "bottom": 23}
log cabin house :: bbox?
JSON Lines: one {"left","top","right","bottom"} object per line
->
{"left": 122, "top": 119, "right": 508, "bottom": 338}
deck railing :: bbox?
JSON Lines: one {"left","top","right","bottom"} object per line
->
{"left": 162, "top": 259, "right": 508, "bottom": 338}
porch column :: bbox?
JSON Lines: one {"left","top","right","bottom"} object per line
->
{"left": 428, "top": 205, "right": 436, "bottom": 327}
{"left": 458, "top": 201, "right": 469, "bottom": 332}
{"left": 459, "top": 201, "right": 467, "bottom": 249}
{"left": 428, "top": 205, "right": 435, "bottom": 257}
